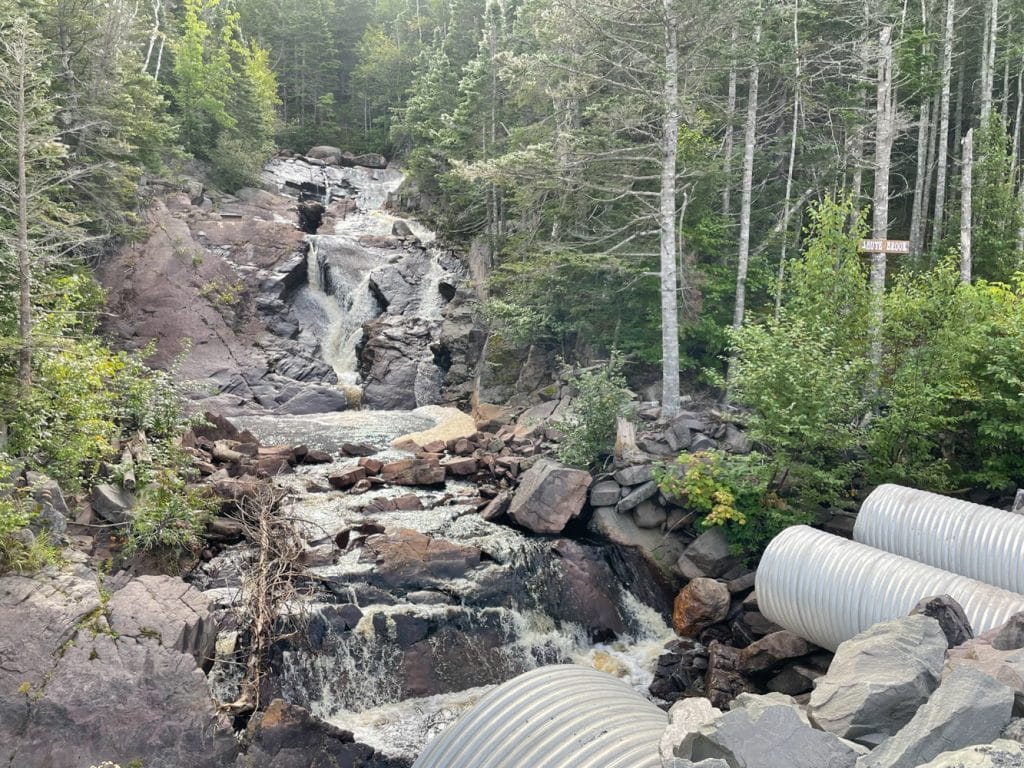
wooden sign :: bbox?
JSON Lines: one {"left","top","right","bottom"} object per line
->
{"left": 858, "top": 239, "right": 911, "bottom": 254}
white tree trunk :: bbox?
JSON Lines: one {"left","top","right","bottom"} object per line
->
{"left": 870, "top": 24, "right": 895, "bottom": 370}
{"left": 659, "top": 0, "right": 681, "bottom": 417}
{"left": 932, "top": 0, "right": 955, "bottom": 244}
{"left": 732, "top": 23, "right": 761, "bottom": 332}
{"left": 961, "top": 127, "right": 973, "bottom": 282}
{"left": 980, "top": 0, "right": 999, "bottom": 121}
{"left": 910, "top": 97, "right": 931, "bottom": 256}
{"left": 775, "top": 0, "right": 801, "bottom": 317}
{"left": 723, "top": 30, "right": 738, "bottom": 217}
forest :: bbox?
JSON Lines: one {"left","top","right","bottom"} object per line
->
{"left": 4, "top": 0, "right": 1024, "bottom": 570}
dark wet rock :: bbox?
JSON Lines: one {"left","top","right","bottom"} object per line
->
{"left": 274, "top": 386, "right": 350, "bottom": 414}
{"left": 911, "top": 594, "right": 974, "bottom": 649}
{"left": 239, "top": 698, "right": 386, "bottom": 768}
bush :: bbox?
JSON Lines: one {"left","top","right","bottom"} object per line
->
{"left": 654, "top": 450, "right": 812, "bottom": 558}
{"left": 0, "top": 456, "right": 60, "bottom": 574}
{"left": 124, "top": 471, "right": 216, "bottom": 564}
{"left": 554, "top": 354, "right": 632, "bottom": 468}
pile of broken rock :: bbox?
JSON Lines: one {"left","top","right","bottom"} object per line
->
{"left": 660, "top": 599, "right": 1024, "bottom": 768}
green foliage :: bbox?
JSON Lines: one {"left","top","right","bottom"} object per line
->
{"left": 726, "top": 196, "right": 871, "bottom": 505}
{"left": 4, "top": 270, "right": 186, "bottom": 490}
{"left": 553, "top": 354, "right": 631, "bottom": 468}
{"left": 485, "top": 250, "right": 663, "bottom": 363}
{"left": 872, "top": 263, "right": 1024, "bottom": 490}
{"left": 971, "top": 112, "right": 1023, "bottom": 282}
{"left": 0, "top": 456, "right": 61, "bottom": 574}
{"left": 124, "top": 471, "right": 216, "bottom": 563}
{"left": 653, "top": 450, "right": 811, "bottom": 557}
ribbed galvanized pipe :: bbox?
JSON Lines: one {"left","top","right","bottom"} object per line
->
{"left": 756, "top": 526, "right": 1024, "bottom": 652}
{"left": 412, "top": 665, "right": 667, "bottom": 768}
{"left": 854, "top": 483, "right": 1024, "bottom": 594}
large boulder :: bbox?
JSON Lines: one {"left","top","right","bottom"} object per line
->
{"left": 857, "top": 664, "right": 1015, "bottom": 768}
{"left": 1, "top": 569, "right": 237, "bottom": 768}
{"left": 352, "top": 152, "right": 387, "bottom": 169}
{"left": 680, "top": 693, "right": 861, "bottom": 768}
{"left": 673, "top": 578, "right": 730, "bottom": 637}
{"left": 587, "top": 506, "right": 685, "bottom": 578}
{"left": 507, "top": 458, "right": 591, "bottom": 534}
{"left": 809, "top": 614, "right": 947, "bottom": 745}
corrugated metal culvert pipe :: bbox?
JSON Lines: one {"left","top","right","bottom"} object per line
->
{"left": 854, "top": 483, "right": 1024, "bottom": 594}
{"left": 412, "top": 665, "right": 667, "bottom": 768}
{"left": 756, "top": 525, "right": 1024, "bottom": 652}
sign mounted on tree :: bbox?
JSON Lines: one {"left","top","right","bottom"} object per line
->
{"left": 858, "top": 239, "right": 911, "bottom": 254}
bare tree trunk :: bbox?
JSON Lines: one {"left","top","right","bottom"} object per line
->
{"left": 659, "top": 0, "right": 681, "bottom": 417}
{"left": 723, "top": 30, "right": 738, "bottom": 216}
{"left": 910, "top": 97, "right": 931, "bottom": 256}
{"left": 1001, "top": 21, "right": 1011, "bottom": 120}
{"left": 776, "top": 0, "right": 801, "bottom": 317}
{"left": 870, "top": 24, "right": 895, "bottom": 371}
{"left": 16, "top": 45, "right": 31, "bottom": 393}
{"left": 980, "top": 0, "right": 999, "bottom": 121}
{"left": 932, "top": 0, "right": 955, "bottom": 244}
{"left": 154, "top": 35, "right": 165, "bottom": 81}
{"left": 954, "top": 54, "right": 965, "bottom": 161}
{"left": 961, "top": 127, "right": 973, "bottom": 281}
{"left": 732, "top": 22, "right": 761, "bottom": 332}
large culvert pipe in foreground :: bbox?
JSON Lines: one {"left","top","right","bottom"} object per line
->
{"left": 756, "top": 526, "right": 1024, "bottom": 652}
{"left": 854, "top": 483, "right": 1024, "bottom": 594}
{"left": 412, "top": 665, "right": 667, "bottom": 768}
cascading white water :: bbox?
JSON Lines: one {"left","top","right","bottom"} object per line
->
{"left": 304, "top": 236, "right": 380, "bottom": 386}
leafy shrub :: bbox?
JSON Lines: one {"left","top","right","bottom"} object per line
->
{"left": 125, "top": 471, "right": 216, "bottom": 563}
{"left": 654, "top": 450, "right": 811, "bottom": 557}
{"left": 554, "top": 354, "right": 632, "bottom": 468}
{"left": 0, "top": 456, "right": 60, "bottom": 574}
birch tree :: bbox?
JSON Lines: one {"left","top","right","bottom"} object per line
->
{"left": 732, "top": 21, "right": 761, "bottom": 334}
{"left": 870, "top": 23, "right": 896, "bottom": 369}
{"left": 931, "top": 0, "right": 956, "bottom": 244}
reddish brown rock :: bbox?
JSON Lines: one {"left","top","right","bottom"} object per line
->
{"left": 673, "top": 578, "right": 730, "bottom": 638}
{"left": 479, "top": 491, "right": 511, "bottom": 521}
{"left": 328, "top": 467, "right": 367, "bottom": 489}
{"left": 507, "top": 458, "right": 591, "bottom": 534}
{"left": 739, "top": 630, "right": 815, "bottom": 673}
{"left": 361, "top": 528, "right": 482, "bottom": 588}
{"left": 441, "top": 457, "right": 479, "bottom": 477}
{"left": 380, "top": 458, "right": 446, "bottom": 486}
{"left": 358, "top": 457, "right": 384, "bottom": 475}
{"left": 363, "top": 494, "right": 424, "bottom": 514}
